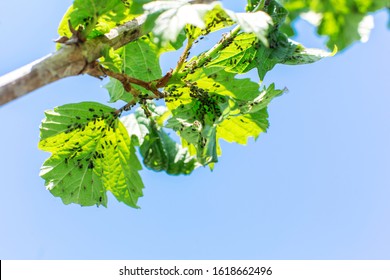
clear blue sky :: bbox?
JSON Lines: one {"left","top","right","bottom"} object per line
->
{"left": 0, "top": 1, "right": 389, "bottom": 259}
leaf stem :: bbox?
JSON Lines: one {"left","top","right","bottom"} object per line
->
{"left": 92, "top": 62, "right": 164, "bottom": 98}
{"left": 174, "top": 38, "right": 195, "bottom": 74}
{"left": 189, "top": 25, "right": 241, "bottom": 71}
{"left": 177, "top": 1, "right": 270, "bottom": 75}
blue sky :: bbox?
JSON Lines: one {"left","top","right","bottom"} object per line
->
{"left": 0, "top": 1, "right": 389, "bottom": 259}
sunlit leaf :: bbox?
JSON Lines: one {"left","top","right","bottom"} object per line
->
{"left": 58, "top": 0, "right": 130, "bottom": 38}
{"left": 144, "top": 0, "right": 219, "bottom": 46}
{"left": 217, "top": 108, "right": 269, "bottom": 145}
{"left": 186, "top": 4, "right": 235, "bottom": 39}
{"left": 230, "top": 11, "right": 273, "bottom": 46}
{"left": 39, "top": 102, "right": 144, "bottom": 208}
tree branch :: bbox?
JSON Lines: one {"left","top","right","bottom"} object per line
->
{"left": 0, "top": 15, "right": 147, "bottom": 106}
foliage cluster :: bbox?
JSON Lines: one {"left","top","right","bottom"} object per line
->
{"left": 38, "top": 0, "right": 388, "bottom": 208}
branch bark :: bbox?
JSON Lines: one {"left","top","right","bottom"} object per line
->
{"left": 0, "top": 15, "right": 147, "bottom": 106}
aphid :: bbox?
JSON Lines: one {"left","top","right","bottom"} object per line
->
{"left": 88, "top": 161, "right": 94, "bottom": 169}
{"left": 75, "top": 116, "right": 81, "bottom": 120}
{"left": 89, "top": 108, "right": 95, "bottom": 112}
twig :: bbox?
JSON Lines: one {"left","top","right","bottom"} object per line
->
{"left": 0, "top": 15, "right": 147, "bottom": 106}
{"left": 174, "top": 38, "right": 195, "bottom": 74}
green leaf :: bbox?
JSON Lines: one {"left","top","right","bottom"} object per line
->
{"left": 130, "top": 0, "right": 153, "bottom": 15}
{"left": 104, "top": 36, "right": 162, "bottom": 102}
{"left": 230, "top": 11, "right": 273, "bottom": 46}
{"left": 215, "top": 84, "right": 283, "bottom": 145}
{"left": 246, "top": 0, "right": 261, "bottom": 12}
{"left": 141, "top": 122, "right": 197, "bottom": 175}
{"left": 39, "top": 102, "right": 144, "bottom": 208}
{"left": 165, "top": 66, "right": 284, "bottom": 158}
{"left": 206, "top": 32, "right": 297, "bottom": 80}
{"left": 282, "top": 0, "right": 389, "bottom": 50}
{"left": 206, "top": 27, "right": 333, "bottom": 80}
{"left": 40, "top": 155, "right": 108, "bottom": 207}
{"left": 166, "top": 94, "right": 227, "bottom": 166}
{"left": 185, "top": 4, "right": 235, "bottom": 39}
{"left": 100, "top": 46, "right": 122, "bottom": 73}
{"left": 238, "top": 83, "right": 285, "bottom": 114}
{"left": 143, "top": 0, "right": 219, "bottom": 46}
{"left": 217, "top": 108, "right": 269, "bottom": 145}
{"left": 206, "top": 33, "right": 259, "bottom": 74}
{"left": 166, "top": 67, "right": 262, "bottom": 113}
{"left": 122, "top": 105, "right": 197, "bottom": 175}
{"left": 104, "top": 78, "right": 134, "bottom": 103}
{"left": 284, "top": 43, "right": 337, "bottom": 65}
{"left": 57, "top": 6, "right": 74, "bottom": 38}
{"left": 266, "top": 0, "right": 289, "bottom": 26}
{"left": 123, "top": 37, "right": 162, "bottom": 84}
{"left": 58, "top": 0, "right": 130, "bottom": 38}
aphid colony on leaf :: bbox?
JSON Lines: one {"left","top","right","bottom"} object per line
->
{"left": 54, "top": 108, "right": 123, "bottom": 178}
{"left": 185, "top": 10, "right": 234, "bottom": 39}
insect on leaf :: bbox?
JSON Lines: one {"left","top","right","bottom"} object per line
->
{"left": 143, "top": 0, "right": 219, "bottom": 46}
{"left": 39, "top": 102, "right": 144, "bottom": 208}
